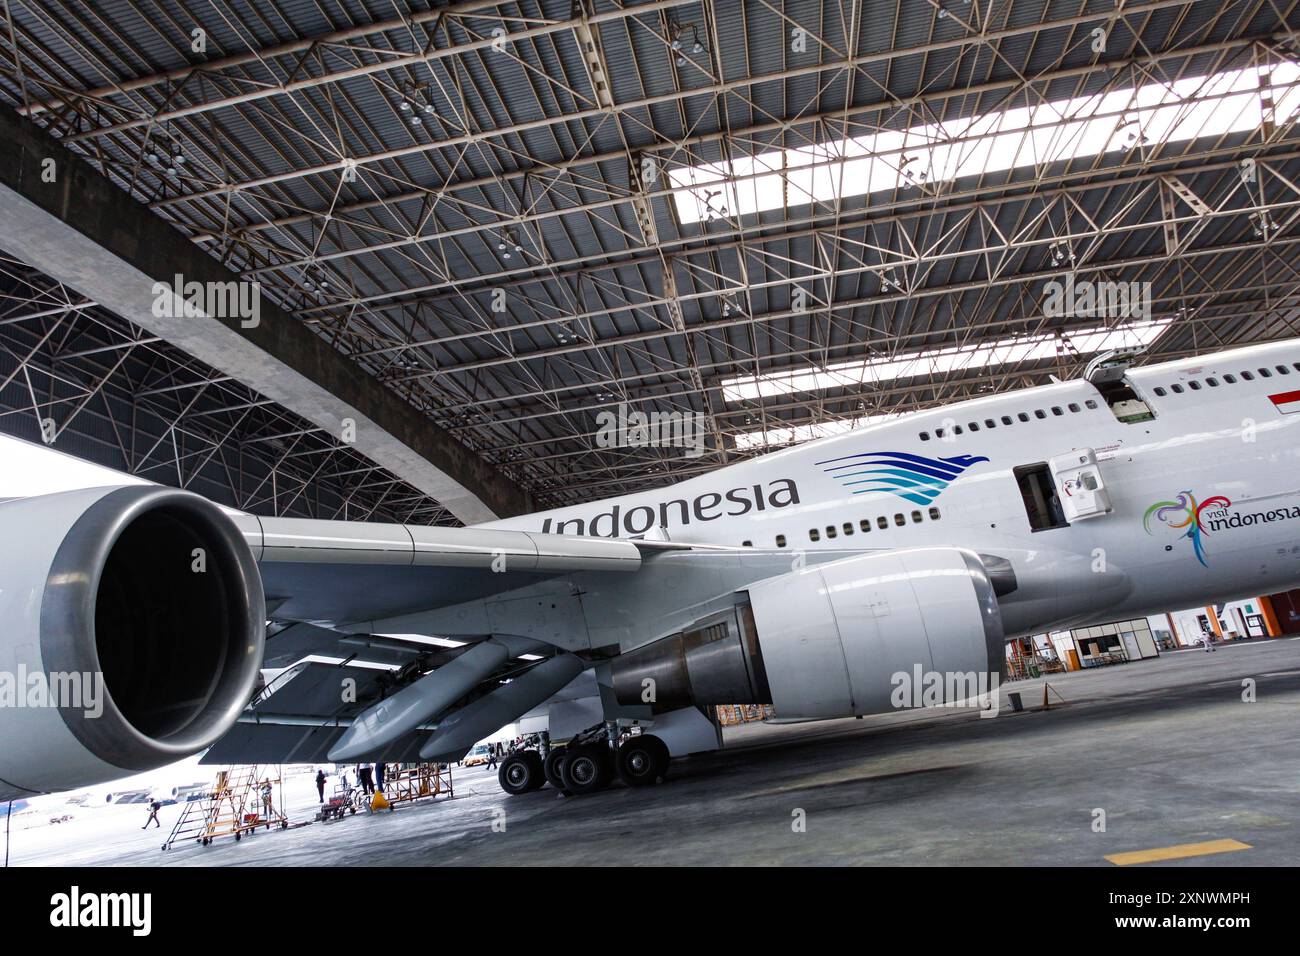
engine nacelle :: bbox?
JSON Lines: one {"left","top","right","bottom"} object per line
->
{"left": 0, "top": 486, "right": 265, "bottom": 798}
{"left": 745, "top": 547, "right": 1003, "bottom": 718}
{"left": 611, "top": 547, "right": 1003, "bottom": 719}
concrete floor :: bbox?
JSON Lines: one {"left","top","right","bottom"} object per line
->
{"left": 11, "top": 638, "right": 1300, "bottom": 866}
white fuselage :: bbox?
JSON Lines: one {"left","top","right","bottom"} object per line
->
{"left": 488, "top": 339, "right": 1300, "bottom": 636}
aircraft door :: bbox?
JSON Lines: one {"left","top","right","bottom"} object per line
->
{"left": 1049, "top": 449, "right": 1113, "bottom": 522}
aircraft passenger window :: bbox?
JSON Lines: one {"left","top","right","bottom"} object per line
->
{"left": 877, "top": 516, "right": 888, "bottom": 530}
{"left": 776, "top": 535, "right": 787, "bottom": 548}
{"left": 985, "top": 418, "right": 997, "bottom": 428}
{"left": 743, "top": 540, "right": 753, "bottom": 547}
{"left": 969, "top": 422, "right": 980, "bottom": 432}
{"left": 1051, "top": 406, "right": 1063, "bottom": 416}
{"left": 929, "top": 507, "right": 941, "bottom": 520}
{"left": 1242, "top": 371, "right": 1254, "bottom": 380}
{"left": 1018, "top": 412, "right": 1030, "bottom": 422}
{"left": 1206, "top": 378, "right": 1218, "bottom": 387}
{"left": 842, "top": 522, "right": 854, "bottom": 536}
{"left": 1188, "top": 381, "right": 1201, "bottom": 390}
{"left": 920, "top": 431, "right": 931, "bottom": 441}
{"left": 1034, "top": 409, "right": 1047, "bottom": 419}
{"left": 936, "top": 428, "right": 946, "bottom": 438}
{"left": 911, "top": 510, "right": 922, "bottom": 523}
{"left": 1153, "top": 387, "right": 1167, "bottom": 396}
{"left": 1068, "top": 403, "right": 1080, "bottom": 413}
{"left": 954, "top": 425, "right": 964, "bottom": 435}
{"left": 1014, "top": 463, "right": 1070, "bottom": 532}
{"left": 1293, "top": 363, "right": 1300, "bottom": 372}
{"left": 825, "top": 525, "right": 837, "bottom": 539}
{"left": 1259, "top": 368, "right": 1272, "bottom": 377}
{"left": 1084, "top": 399, "right": 1098, "bottom": 409}
{"left": 859, "top": 519, "right": 871, "bottom": 533}
{"left": 1277, "top": 366, "right": 1290, "bottom": 375}
{"left": 809, "top": 529, "right": 820, "bottom": 542}
{"left": 894, "top": 513, "right": 905, "bottom": 527}
{"left": 1001, "top": 415, "right": 1013, "bottom": 425}
{"left": 1171, "top": 384, "right": 1184, "bottom": 393}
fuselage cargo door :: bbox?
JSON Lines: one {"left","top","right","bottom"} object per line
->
{"left": 1049, "top": 449, "right": 1112, "bottom": 521}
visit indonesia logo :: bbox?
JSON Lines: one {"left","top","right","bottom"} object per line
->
{"left": 1146, "top": 490, "right": 1300, "bottom": 566}
{"left": 1143, "top": 491, "right": 1231, "bottom": 567}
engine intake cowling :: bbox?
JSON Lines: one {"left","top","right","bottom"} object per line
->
{"left": 0, "top": 485, "right": 265, "bottom": 798}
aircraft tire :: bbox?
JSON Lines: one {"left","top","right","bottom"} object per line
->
{"left": 543, "top": 746, "right": 569, "bottom": 791}
{"left": 560, "top": 743, "right": 613, "bottom": 795}
{"left": 616, "top": 734, "right": 669, "bottom": 786}
{"left": 521, "top": 750, "right": 546, "bottom": 791}
{"left": 498, "top": 752, "right": 544, "bottom": 796}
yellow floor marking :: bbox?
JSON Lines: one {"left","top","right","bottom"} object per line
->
{"left": 1105, "top": 839, "right": 1252, "bottom": 866}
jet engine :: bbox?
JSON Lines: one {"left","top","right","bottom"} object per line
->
{"left": 612, "top": 547, "right": 1004, "bottom": 719}
{"left": 0, "top": 485, "right": 265, "bottom": 798}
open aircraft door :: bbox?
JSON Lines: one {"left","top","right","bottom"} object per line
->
{"left": 1049, "top": 449, "right": 1113, "bottom": 522}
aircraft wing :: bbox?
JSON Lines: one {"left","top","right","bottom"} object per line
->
{"left": 230, "top": 513, "right": 653, "bottom": 625}
{"left": 0, "top": 483, "right": 686, "bottom": 793}
{"left": 209, "top": 514, "right": 680, "bottom": 764}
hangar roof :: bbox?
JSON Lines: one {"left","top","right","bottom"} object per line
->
{"left": 1, "top": 0, "right": 1297, "bottom": 520}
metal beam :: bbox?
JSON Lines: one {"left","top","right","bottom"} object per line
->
{"left": 0, "top": 105, "right": 531, "bottom": 522}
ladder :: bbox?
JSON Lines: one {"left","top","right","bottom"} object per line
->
{"left": 161, "top": 765, "right": 287, "bottom": 851}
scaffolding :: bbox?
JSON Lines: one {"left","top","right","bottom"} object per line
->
{"left": 716, "top": 705, "right": 775, "bottom": 726}
{"left": 375, "top": 764, "right": 454, "bottom": 809}
{"left": 161, "top": 766, "right": 287, "bottom": 851}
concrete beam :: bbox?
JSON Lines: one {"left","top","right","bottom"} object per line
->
{"left": 0, "top": 107, "right": 532, "bottom": 523}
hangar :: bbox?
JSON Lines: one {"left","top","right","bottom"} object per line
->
{"left": 0, "top": 0, "right": 1299, "bottom": 872}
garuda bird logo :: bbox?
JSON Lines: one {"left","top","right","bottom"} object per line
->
{"left": 814, "top": 451, "right": 990, "bottom": 506}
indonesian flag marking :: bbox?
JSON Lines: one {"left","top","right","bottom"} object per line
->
{"left": 1269, "top": 389, "right": 1300, "bottom": 414}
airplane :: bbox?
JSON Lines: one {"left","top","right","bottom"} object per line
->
{"left": 2, "top": 337, "right": 1298, "bottom": 801}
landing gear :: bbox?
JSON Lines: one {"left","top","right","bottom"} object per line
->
{"left": 616, "top": 734, "right": 669, "bottom": 786}
{"left": 560, "top": 743, "right": 613, "bottom": 795}
{"left": 494, "top": 726, "right": 673, "bottom": 796}
{"left": 498, "top": 750, "right": 546, "bottom": 795}
{"left": 543, "top": 746, "right": 569, "bottom": 792}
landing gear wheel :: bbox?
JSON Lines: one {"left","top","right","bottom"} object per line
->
{"left": 521, "top": 750, "right": 546, "bottom": 792}
{"left": 617, "top": 734, "right": 670, "bottom": 786}
{"left": 561, "top": 743, "right": 613, "bottom": 795}
{"left": 543, "top": 746, "right": 569, "bottom": 791}
{"left": 498, "top": 751, "right": 544, "bottom": 795}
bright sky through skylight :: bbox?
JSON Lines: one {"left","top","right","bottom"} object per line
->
{"left": 670, "top": 63, "right": 1300, "bottom": 223}
{"left": 721, "top": 318, "right": 1173, "bottom": 402}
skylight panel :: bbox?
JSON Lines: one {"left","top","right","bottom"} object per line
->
{"left": 721, "top": 318, "right": 1173, "bottom": 402}
{"left": 669, "top": 63, "right": 1300, "bottom": 223}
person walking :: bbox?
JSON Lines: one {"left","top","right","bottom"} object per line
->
{"left": 486, "top": 747, "right": 498, "bottom": 771}
{"left": 142, "top": 799, "right": 161, "bottom": 829}
{"left": 315, "top": 769, "right": 326, "bottom": 803}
